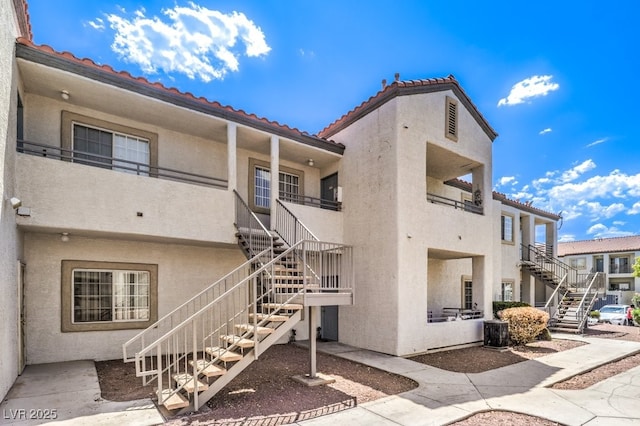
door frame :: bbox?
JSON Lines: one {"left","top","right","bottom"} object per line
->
{"left": 18, "top": 261, "right": 26, "bottom": 373}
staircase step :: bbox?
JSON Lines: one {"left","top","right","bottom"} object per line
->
{"left": 250, "top": 313, "right": 290, "bottom": 322}
{"left": 205, "top": 346, "right": 243, "bottom": 362}
{"left": 262, "top": 303, "right": 304, "bottom": 311}
{"left": 189, "top": 360, "right": 226, "bottom": 377}
{"left": 235, "top": 324, "right": 274, "bottom": 335}
{"left": 159, "top": 389, "right": 190, "bottom": 411}
{"left": 172, "top": 373, "right": 208, "bottom": 393}
{"left": 220, "top": 335, "right": 255, "bottom": 348}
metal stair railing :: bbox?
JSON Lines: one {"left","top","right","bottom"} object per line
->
{"left": 274, "top": 199, "right": 319, "bottom": 246}
{"left": 129, "top": 239, "right": 353, "bottom": 411}
{"left": 122, "top": 248, "right": 272, "bottom": 365}
{"left": 234, "top": 190, "right": 273, "bottom": 259}
{"left": 520, "top": 243, "right": 576, "bottom": 285}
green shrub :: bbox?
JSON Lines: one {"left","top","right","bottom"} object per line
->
{"left": 492, "top": 301, "right": 530, "bottom": 319}
{"left": 589, "top": 310, "right": 600, "bottom": 319}
{"left": 498, "top": 306, "right": 550, "bottom": 345}
{"left": 632, "top": 308, "right": 640, "bottom": 326}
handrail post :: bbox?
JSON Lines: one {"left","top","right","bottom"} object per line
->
{"left": 192, "top": 323, "right": 198, "bottom": 410}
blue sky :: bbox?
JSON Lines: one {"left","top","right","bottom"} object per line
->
{"left": 25, "top": 0, "right": 640, "bottom": 242}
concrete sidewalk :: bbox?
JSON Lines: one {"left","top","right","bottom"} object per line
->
{"left": 0, "top": 360, "right": 163, "bottom": 425}
{"left": 1, "top": 335, "right": 638, "bottom": 425}
{"left": 296, "top": 335, "right": 640, "bottom": 426}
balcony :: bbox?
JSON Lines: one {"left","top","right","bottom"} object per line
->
{"left": 427, "top": 192, "right": 483, "bottom": 215}
{"left": 280, "top": 190, "right": 341, "bottom": 212}
{"left": 15, "top": 140, "right": 235, "bottom": 244}
{"left": 18, "top": 140, "right": 227, "bottom": 189}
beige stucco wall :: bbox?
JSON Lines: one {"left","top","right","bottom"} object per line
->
{"left": 395, "top": 91, "right": 494, "bottom": 355}
{"left": 282, "top": 201, "right": 343, "bottom": 243}
{"left": 15, "top": 154, "right": 236, "bottom": 244}
{"left": 333, "top": 89, "right": 497, "bottom": 356}
{"left": 23, "top": 93, "right": 228, "bottom": 180}
{"left": 499, "top": 203, "right": 522, "bottom": 301}
{"left": 0, "top": 0, "right": 21, "bottom": 400}
{"left": 23, "top": 232, "right": 246, "bottom": 364}
{"left": 336, "top": 96, "right": 400, "bottom": 355}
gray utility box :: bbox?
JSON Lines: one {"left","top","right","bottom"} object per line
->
{"left": 483, "top": 320, "right": 509, "bottom": 348}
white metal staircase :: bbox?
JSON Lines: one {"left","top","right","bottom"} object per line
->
{"left": 122, "top": 191, "right": 353, "bottom": 413}
{"left": 520, "top": 244, "right": 605, "bottom": 333}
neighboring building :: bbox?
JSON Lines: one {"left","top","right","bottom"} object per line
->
{"left": 559, "top": 236, "right": 640, "bottom": 305}
{"left": 1, "top": 0, "right": 563, "bottom": 405}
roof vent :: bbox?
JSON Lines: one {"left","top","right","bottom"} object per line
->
{"left": 381, "top": 79, "right": 387, "bottom": 89}
{"left": 395, "top": 73, "right": 400, "bottom": 81}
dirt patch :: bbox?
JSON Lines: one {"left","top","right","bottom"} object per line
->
{"left": 409, "top": 339, "right": 585, "bottom": 373}
{"left": 95, "top": 324, "right": 640, "bottom": 425}
{"left": 451, "top": 410, "right": 563, "bottom": 425}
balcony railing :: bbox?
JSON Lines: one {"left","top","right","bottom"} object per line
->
{"left": 280, "top": 190, "right": 342, "bottom": 211}
{"left": 427, "top": 192, "right": 483, "bottom": 215}
{"left": 17, "top": 140, "right": 228, "bottom": 189}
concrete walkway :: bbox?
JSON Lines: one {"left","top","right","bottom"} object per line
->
{"left": 0, "top": 360, "right": 163, "bottom": 425}
{"left": 296, "top": 335, "right": 640, "bottom": 426}
{"left": 1, "top": 335, "right": 639, "bottom": 425}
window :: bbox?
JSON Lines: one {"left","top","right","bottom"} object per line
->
{"left": 61, "top": 111, "right": 158, "bottom": 175}
{"left": 501, "top": 282, "right": 514, "bottom": 302}
{"left": 501, "top": 214, "right": 514, "bottom": 243}
{"left": 73, "top": 124, "right": 150, "bottom": 175}
{"left": 445, "top": 96, "right": 458, "bottom": 141}
{"left": 463, "top": 280, "right": 473, "bottom": 309}
{"left": 610, "top": 256, "right": 632, "bottom": 274}
{"left": 61, "top": 260, "right": 158, "bottom": 332}
{"left": 248, "top": 158, "right": 304, "bottom": 213}
{"left": 569, "top": 257, "right": 587, "bottom": 270}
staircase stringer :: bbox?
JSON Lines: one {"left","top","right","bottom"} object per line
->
{"left": 180, "top": 309, "right": 302, "bottom": 414}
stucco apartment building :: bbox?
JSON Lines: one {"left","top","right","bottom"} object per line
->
{"left": 1, "top": 0, "right": 562, "bottom": 403}
{"left": 559, "top": 235, "right": 640, "bottom": 305}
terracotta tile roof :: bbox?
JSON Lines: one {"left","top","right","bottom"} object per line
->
{"left": 446, "top": 179, "right": 561, "bottom": 220}
{"left": 14, "top": 37, "right": 345, "bottom": 153}
{"left": 318, "top": 74, "right": 498, "bottom": 141}
{"left": 558, "top": 235, "right": 640, "bottom": 256}
{"left": 13, "top": 0, "right": 32, "bottom": 39}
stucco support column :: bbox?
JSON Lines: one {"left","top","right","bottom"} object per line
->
{"left": 521, "top": 215, "right": 535, "bottom": 304}
{"left": 472, "top": 256, "right": 491, "bottom": 319}
{"left": 227, "top": 123, "right": 237, "bottom": 192}
{"left": 308, "top": 306, "right": 317, "bottom": 378}
{"left": 270, "top": 135, "right": 279, "bottom": 228}
{"left": 546, "top": 221, "right": 557, "bottom": 257}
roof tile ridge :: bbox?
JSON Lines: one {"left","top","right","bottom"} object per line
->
{"left": 17, "top": 39, "right": 338, "bottom": 145}
{"left": 318, "top": 75, "right": 460, "bottom": 138}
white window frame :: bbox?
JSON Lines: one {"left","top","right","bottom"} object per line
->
{"left": 248, "top": 158, "right": 304, "bottom": 213}
{"left": 61, "top": 260, "right": 157, "bottom": 332}
{"left": 569, "top": 257, "right": 587, "bottom": 270}
{"left": 501, "top": 214, "right": 514, "bottom": 244}
{"left": 501, "top": 281, "right": 514, "bottom": 302}
{"left": 73, "top": 122, "right": 150, "bottom": 175}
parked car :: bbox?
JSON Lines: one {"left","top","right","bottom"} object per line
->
{"left": 597, "top": 305, "right": 630, "bottom": 325}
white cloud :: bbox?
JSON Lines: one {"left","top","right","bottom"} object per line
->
{"left": 105, "top": 3, "right": 271, "bottom": 82}
{"left": 513, "top": 161, "right": 640, "bottom": 237}
{"left": 539, "top": 128, "right": 552, "bottom": 135}
{"left": 586, "top": 137, "right": 608, "bottom": 148}
{"left": 586, "top": 223, "right": 634, "bottom": 239}
{"left": 558, "top": 234, "right": 576, "bottom": 243}
{"left": 628, "top": 202, "right": 640, "bottom": 215}
{"left": 559, "top": 159, "right": 596, "bottom": 183}
{"left": 497, "top": 75, "right": 560, "bottom": 107}
{"left": 496, "top": 176, "right": 517, "bottom": 187}
{"left": 87, "top": 18, "right": 105, "bottom": 31}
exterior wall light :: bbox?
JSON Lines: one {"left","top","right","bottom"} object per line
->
{"left": 61, "top": 232, "right": 70, "bottom": 242}
{"left": 9, "top": 197, "right": 22, "bottom": 209}
{"left": 60, "top": 90, "right": 70, "bottom": 101}
{"left": 307, "top": 159, "right": 314, "bottom": 167}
